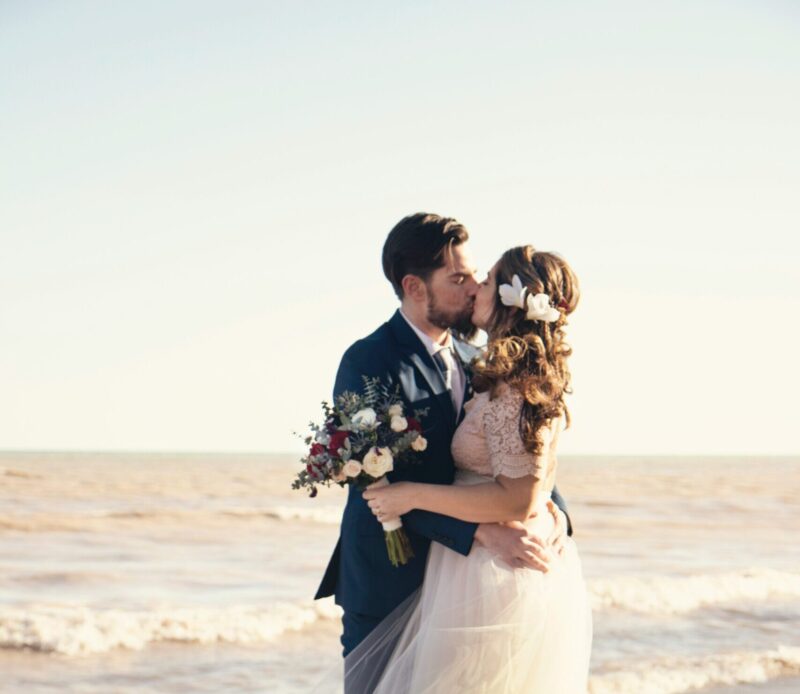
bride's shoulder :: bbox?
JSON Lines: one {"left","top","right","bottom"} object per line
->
{"left": 487, "top": 382, "right": 524, "bottom": 405}
{"left": 482, "top": 383, "right": 525, "bottom": 424}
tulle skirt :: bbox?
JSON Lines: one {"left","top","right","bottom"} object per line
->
{"left": 344, "top": 472, "right": 593, "bottom": 693}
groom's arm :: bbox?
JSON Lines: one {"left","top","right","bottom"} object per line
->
{"left": 403, "top": 495, "right": 570, "bottom": 565}
{"left": 401, "top": 484, "right": 570, "bottom": 556}
{"left": 401, "top": 508, "right": 478, "bottom": 557}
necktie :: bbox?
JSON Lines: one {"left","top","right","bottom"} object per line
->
{"left": 433, "top": 347, "right": 459, "bottom": 416}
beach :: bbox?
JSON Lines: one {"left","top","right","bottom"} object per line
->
{"left": 1, "top": 452, "right": 798, "bottom": 693}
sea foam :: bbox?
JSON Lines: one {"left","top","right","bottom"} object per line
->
{"left": 0, "top": 599, "right": 342, "bottom": 656}
{"left": 0, "top": 504, "right": 343, "bottom": 532}
{"left": 3, "top": 568, "right": 799, "bottom": 657}
{"left": 589, "top": 568, "right": 800, "bottom": 615}
{"left": 589, "top": 646, "right": 800, "bottom": 694}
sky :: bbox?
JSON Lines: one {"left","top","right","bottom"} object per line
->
{"left": 1, "top": 1, "right": 798, "bottom": 455}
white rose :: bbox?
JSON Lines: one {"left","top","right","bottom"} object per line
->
{"left": 351, "top": 408, "right": 377, "bottom": 431}
{"left": 411, "top": 435, "right": 428, "bottom": 452}
{"left": 390, "top": 415, "right": 408, "bottom": 432}
{"left": 362, "top": 447, "right": 394, "bottom": 478}
{"left": 388, "top": 403, "right": 404, "bottom": 417}
{"left": 342, "top": 460, "right": 362, "bottom": 478}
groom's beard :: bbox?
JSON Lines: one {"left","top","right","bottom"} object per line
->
{"left": 427, "top": 297, "right": 478, "bottom": 342}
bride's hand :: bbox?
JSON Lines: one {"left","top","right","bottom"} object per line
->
{"left": 363, "top": 482, "right": 415, "bottom": 521}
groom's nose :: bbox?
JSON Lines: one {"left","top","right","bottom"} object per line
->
{"left": 465, "top": 276, "right": 479, "bottom": 297}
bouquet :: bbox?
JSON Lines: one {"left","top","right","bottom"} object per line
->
{"left": 293, "top": 377, "right": 428, "bottom": 567}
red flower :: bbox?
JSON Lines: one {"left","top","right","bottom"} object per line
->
{"left": 328, "top": 430, "right": 350, "bottom": 455}
{"left": 406, "top": 417, "right": 422, "bottom": 433}
{"left": 310, "top": 443, "right": 325, "bottom": 457}
{"left": 307, "top": 463, "right": 323, "bottom": 480}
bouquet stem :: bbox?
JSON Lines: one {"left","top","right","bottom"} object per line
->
{"left": 384, "top": 527, "right": 414, "bottom": 567}
{"left": 370, "top": 477, "right": 414, "bottom": 567}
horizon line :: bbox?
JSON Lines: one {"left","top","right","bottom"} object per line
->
{"left": 1, "top": 448, "right": 798, "bottom": 459}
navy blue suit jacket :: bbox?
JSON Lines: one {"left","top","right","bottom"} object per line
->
{"left": 314, "top": 310, "right": 571, "bottom": 619}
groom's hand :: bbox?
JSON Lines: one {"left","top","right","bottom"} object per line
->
{"left": 474, "top": 522, "right": 553, "bottom": 573}
{"left": 547, "top": 500, "right": 568, "bottom": 557}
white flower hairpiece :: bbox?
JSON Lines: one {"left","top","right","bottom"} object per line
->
{"left": 498, "top": 274, "right": 561, "bottom": 323}
{"left": 498, "top": 274, "right": 527, "bottom": 309}
{"left": 525, "top": 292, "right": 560, "bottom": 323}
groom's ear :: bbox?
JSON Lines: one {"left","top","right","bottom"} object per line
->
{"left": 401, "top": 274, "right": 427, "bottom": 303}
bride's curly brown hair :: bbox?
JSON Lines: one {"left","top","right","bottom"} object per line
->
{"left": 471, "top": 246, "right": 579, "bottom": 456}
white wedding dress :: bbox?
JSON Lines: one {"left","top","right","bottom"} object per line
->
{"left": 344, "top": 386, "right": 593, "bottom": 693}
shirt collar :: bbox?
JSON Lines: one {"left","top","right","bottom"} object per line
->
{"left": 399, "top": 309, "right": 453, "bottom": 358}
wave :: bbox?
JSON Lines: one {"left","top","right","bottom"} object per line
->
{"left": 1, "top": 467, "right": 43, "bottom": 479}
{"left": 0, "top": 516, "right": 85, "bottom": 533}
{"left": 8, "top": 571, "right": 121, "bottom": 586}
{"left": 4, "top": 569, "right": 800, "bottom": 661}
{"left": 589, "top": 646, "right": 800, "bottom": 694}
{"left": 0, "top": 505, "right": 343, "bottom": 532}
{"left": 223, "top": 505, "right": 342, "bottom": 525}
{"left": 104, "top": 505, "right": 342, "bottom": 524}
{"left": 588, "top": 568, "right": 800, "bottom": 615}
{"left": 0, "top": 598, "right": 343, "bottom": 656}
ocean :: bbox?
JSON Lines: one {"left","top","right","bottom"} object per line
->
{"left": 1, "top": 452, "right": 798, "bottom": 693}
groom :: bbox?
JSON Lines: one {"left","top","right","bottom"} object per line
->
{"left": 315, "top": 212, "right": 572, "bottom": 658}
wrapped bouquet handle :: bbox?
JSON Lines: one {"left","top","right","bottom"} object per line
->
{"left": 369, "top": 477, "right": 401, "bottom": 530}
{"left": 368, "top": 477, "right": 414, "bottom": 566}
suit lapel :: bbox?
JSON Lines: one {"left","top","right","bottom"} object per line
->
{"left": 388, "top": 311, "right": 457, "bottom": 427}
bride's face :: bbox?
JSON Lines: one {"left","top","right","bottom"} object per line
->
{"left": 472, "top": 263, "right": 498, "bottom": 330}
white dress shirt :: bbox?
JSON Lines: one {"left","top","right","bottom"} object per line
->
{"left": 399, "top": 310, "right": 466, "bottom": 415}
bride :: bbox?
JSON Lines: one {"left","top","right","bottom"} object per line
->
{"left": 356, "top": 246, "right": 592, "bottom": 693}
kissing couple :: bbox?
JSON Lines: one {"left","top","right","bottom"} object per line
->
{"left": 315, "top": 213, "right": 592, "bottom": 693}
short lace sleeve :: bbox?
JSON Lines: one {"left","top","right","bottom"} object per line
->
{"left": 482, "top": 387, "right": 549, "bottom": 479}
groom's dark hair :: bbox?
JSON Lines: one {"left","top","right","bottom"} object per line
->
{"left": 382, "top": 213, "right": 469, "bottom": 299}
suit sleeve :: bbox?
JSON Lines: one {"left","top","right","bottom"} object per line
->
{"left": 401, "top": 508, "right": 478, "bottom": 556}
{"left": 550, "top": 485, "right": 573, "bottom": 536}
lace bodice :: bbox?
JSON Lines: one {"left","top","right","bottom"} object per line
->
{"left": 451, "top": 385, "right": 562, "bottom": 483}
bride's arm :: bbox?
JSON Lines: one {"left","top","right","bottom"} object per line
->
{"left": 363, "top": 473, "right": 547, "bottom": 524}
{"left": 364, "top": 390, "right": 561, "bottom": 524}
